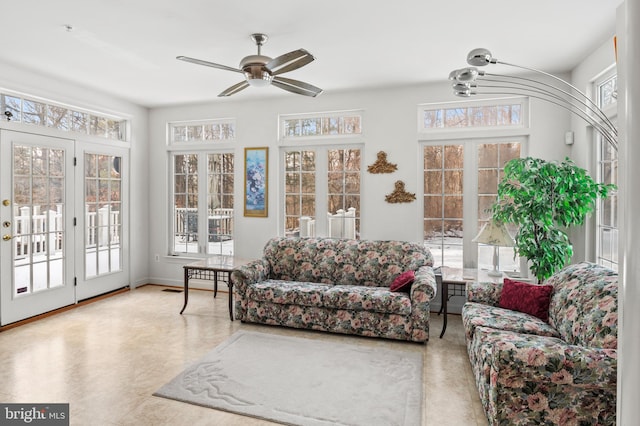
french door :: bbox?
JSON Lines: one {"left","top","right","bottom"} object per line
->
{"left": 0, "top": 131, "right": 76, "bottom": 325}
{"left": 75, "top": 144, "right": 129, "bottom": 300}
{"left": 0, "top": 131, "right": 129, "bottom": 325}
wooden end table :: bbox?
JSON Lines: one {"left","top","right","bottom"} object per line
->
{"left": 437, "top": 266, "right": 505, "bottom": 338}
{"left": 180, "top": 255, "right": 254, "bottom": 320}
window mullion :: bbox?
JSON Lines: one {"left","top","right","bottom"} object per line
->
{"left": 315, "top": 149, "right": 328, "bottom": 236}
{"left": 198, "top": 152, "right": 208, "bottom": 253}
{"left": 463, "top": 141, "right": 478, "bottom": 268}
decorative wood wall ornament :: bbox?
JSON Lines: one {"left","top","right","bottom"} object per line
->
{"left": 367, "top": 151, "right": 397, "bottom": 174}
{"left": 385, "top": 180, "right": 416, "bottom": 203}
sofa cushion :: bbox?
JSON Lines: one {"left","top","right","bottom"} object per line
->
{"left": 462, "top": 302, "right": 561, "bottom": 342}
{"left": 499, "top": 278, "right": 553, "bottom": 322}
{"left": 246, "top": 280, "right": 330, "bottom": 308}
{"left": 323, "top": 285, "right": 412, "bottom": 315}
{"left": 262, "top": 237, "right": 433, "bottom": 287}
{"left": 264, "top": 238, "right": 324, "bottom": 283}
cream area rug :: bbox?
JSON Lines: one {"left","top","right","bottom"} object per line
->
{"left": 153, "top": 330, "right": 423, "bottom": 426}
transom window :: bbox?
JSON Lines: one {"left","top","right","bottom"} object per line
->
{"left": 419, "top": 97, "right": 526, "bottom": 132}
{"left": 0, "top": 92, "right": 128, "bottom": 141}
{"left": 169, "top": 119, "right": 235, "bottom": 143}
{"left": 280, "top": 111, "right": 361, "bottom": 140}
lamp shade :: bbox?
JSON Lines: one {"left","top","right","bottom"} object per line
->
{"left": 473, "top": 220, "right": 514, "bottom": 247}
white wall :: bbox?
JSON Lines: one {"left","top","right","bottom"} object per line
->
{"left": 0, "top": 59, "right": 150, "bottom": 289}
{"left": 147, "top": 80, "right": 571, "bottom": 288}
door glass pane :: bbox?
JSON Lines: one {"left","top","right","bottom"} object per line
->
{"left": 327, "top": 149, "right": 360, "bottom": 239}
{"left": 207, "top": 153, "right": 234, "bottom": 255}
{"left": 477, "top": 142, "right": 521, "bottom": 272}
{"left": 85, "top": 153, "right": 122, "bottom": 279}
{"left": 423, "top": 144, "right": 463, "bottom": 268}
{"left": 13, "top": 145, "right": 66, "bottom": 295}
{"left": 173, "top": 154, "right": 199, "bottom": 253}
{"left": 284, "top": 150, "right": 316, "bottom": 237}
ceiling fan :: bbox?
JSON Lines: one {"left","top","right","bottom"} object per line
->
{"left": 177, "top": 33, "right": 323, "bottom": 98}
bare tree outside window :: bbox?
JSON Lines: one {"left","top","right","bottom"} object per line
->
{"left": 424, "top": 144, "right": 464, "bottom": 268}
{"left": 422, "top": 102, "right": 522, "bottom": 131}
{"left": 0, "top": 92, "right": 127, "bottom": 141}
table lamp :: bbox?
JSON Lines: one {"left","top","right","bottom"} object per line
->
{"left": 473, "top": 219, "right": 515, "bottom": 277}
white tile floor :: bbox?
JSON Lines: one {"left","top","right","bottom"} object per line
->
{"left": 0, "top": 286, "right": 487, "bottom": 425}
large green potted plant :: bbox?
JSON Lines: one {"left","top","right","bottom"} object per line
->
{"left": 492, "top": 157, "right": 615, "bottom": 283}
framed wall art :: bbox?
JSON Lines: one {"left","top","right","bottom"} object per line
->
{"left": 244, "top": 147, "right": 269, "bottom": 217}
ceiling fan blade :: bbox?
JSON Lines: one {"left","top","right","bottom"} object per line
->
{"left": 218, "top": 80, "right": 250, "bottom": 97}
{"left": 266, "top": 49, "right": 315, "bottom": 75}
{"left": 272, "top": 76, "right": 323, "bottom": 97}
{"left": 176, "top": 56, "right": 243, "bottom": 74}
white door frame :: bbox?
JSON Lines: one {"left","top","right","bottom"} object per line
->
{"left": 75, "top": 142, "right": 129, "bottom": 301}
{"left": 0, "top": 130, "right": 76, "bottom": 325}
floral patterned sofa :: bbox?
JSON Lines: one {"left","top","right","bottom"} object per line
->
{"left": 231, "top": 237, "right": 436, "bottom": 342}
{"left": 462, "top": 262, "right": 618, "bottom": 425}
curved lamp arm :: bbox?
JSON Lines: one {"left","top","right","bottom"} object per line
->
{"left": 450, "top": 48, "right": 618, "bottom": 151}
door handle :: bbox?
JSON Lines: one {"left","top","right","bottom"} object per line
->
{"left": 2, "top": 234, "right": 12, "bottom": 241}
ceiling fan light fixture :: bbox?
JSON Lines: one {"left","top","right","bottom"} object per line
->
{"left": 244, "top": 66, "right": 273, "bottom": 87}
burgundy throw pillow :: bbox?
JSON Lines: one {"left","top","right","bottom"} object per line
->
{"left": 499, "top": 278, "right": 553, "bottom": 322}
{"left": 390, "top": 271, "right": 415, "bottom": 292}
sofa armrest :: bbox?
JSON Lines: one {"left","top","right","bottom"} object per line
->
{"left": 466, "top": 280, "right": 503, "bottom": 306}
{"left": 481, "top": 328, "right": 617, "bottom": 424}
{"left": 411, "top": 265, "right": 437, "bottom": 302}
{"left": 408, "top": 266, "right": 437, "bottom": 341}
{"left": 231, "top": 258, "right": 271, "bottom": 296}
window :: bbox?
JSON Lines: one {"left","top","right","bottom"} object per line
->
{"left": 172, "top": 152, "right": 235, "bottom": 255}
{"left": 0, "top": 92, "right": 128, "bottom": 141}
{"left": 598, "top": 74, "right": 618, "bottom": 109}
{"left": 595, "top": 72, "right": 618, "bottom": 271}
{"left": 85, "top": 153, "right": 122, "bottom": 278}
{"left": 419, "top": 97, "right": 525, "bottom": 132}
{"left": 169, "top": 119, "right": 235, "bottom": 143}
{"left": 281, "top": 110, "right": 363, "bottom": 239}
{"left": 423, "top": 140, "right": 522, "bottom": 270}
{"left": 476, "top": 143, "right": 521, "bottom": 270}
{"left": 284, "top": 148, "right": 361, "bottom": 239}
{"left": 423, "top": 144, "right": 464, "bottom": 267}
{"left": 420, "top": 98, "right": 527, "bottom": 270}
{"left": 280, "top": 111, "right": 361, "bottom": 140}
{"left": 285, "top": 150, "right": 316, "bottom": 236}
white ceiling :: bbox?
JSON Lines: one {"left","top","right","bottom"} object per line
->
{"left": 1, "top": 0, "right": 619, "bottom": 108}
